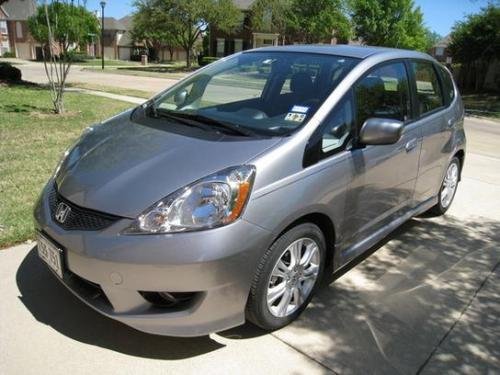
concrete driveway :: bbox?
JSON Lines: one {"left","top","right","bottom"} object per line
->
{"left": 1, "top": 117, "right": 499, "bottom": 375}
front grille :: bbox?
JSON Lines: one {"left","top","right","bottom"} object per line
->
{"left": 48, "top": 183, "right": 122, "bottom": 231}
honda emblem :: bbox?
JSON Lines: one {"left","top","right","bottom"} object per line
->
{"left": 55, "top": 202, "right": 71, "bottom": 223}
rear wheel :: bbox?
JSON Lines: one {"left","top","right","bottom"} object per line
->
{"left": 427, "top": 157, "right": 460, "bottom": 216}
{"left": 246, "top": 223, "right": 326, "bottom": 330}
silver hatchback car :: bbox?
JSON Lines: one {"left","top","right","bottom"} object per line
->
{"left": 34, "top": 45, "right": 465, "bottom": 337}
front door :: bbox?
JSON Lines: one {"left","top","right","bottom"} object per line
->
{"left": 340, "top": 61, "right": 421, "bottom": 258}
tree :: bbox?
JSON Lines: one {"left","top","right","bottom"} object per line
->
{"left": 448, "top": 5, "right": 500, "bottom": 91}
{"left": 28, "top": 1, "right": 99, "bottom": 113}
{"left": 349, "top": 0, "right": 428, "bottom": 50}
{"left": 424, "top": 29, "right": 442, "bottom": 51}
{"left": 133, "top": 0, "right": 240, "bottom": 68}
{"left": 288, "top": 0, "right": 352, "bottom": 44}
{"left": 449, "top": 5, "right": 500, "bottom": 64}
{"left": 250, "top": 0, "right": 293, "bottom": 45}
{"left": 131, "top": 0, "right": 179, "bottom": 61}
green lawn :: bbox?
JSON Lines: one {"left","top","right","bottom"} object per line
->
{"left": 0, "top": 83, "right": 131, "bottom": 248}
{"left": 462, "top": 94, "right": 500, "bottom": 119}
{"left": 83, "top": 62, "right": 194, "bottom": 79}
{"left": 75, "top": 58, "right": 141, "bottom": 67}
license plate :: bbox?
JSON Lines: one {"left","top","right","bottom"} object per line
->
{"left": 37, "top": 233, "right": 64, "bottom": 278}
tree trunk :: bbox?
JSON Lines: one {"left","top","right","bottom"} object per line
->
{"left": 185, "top": 46, "right": 191, "bottom": 68}
{"left": 168, "top": 46, "right": 174, "bottom": 61}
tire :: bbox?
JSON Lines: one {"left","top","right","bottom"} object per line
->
{"left": 246, "top": 223, "right": 326, "bottom": 330}
{"left": 427, "top": 157, "right": 460, "bottom": 216}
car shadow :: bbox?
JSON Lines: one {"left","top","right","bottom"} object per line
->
{"left": 16, "top": 215, "right": 500, "bottom": 367}
{"left": 15, "top": 249, "right": 224, "bottom": 360}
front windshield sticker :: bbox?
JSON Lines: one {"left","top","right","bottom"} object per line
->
{"left": 290, "top": 105, "right": 309, "bottom": 113}
{"left": 285, "top": 112, "right": 306, "bottom": 122}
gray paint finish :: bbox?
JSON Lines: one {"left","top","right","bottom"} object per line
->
{"left": 35, "top": 45, "right": 466, "bottom": 336}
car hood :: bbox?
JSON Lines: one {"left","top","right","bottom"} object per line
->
{"left": 55, "top": 110, "right": 281, "bottom": 218}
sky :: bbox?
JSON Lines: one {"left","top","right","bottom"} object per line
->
{"left": 83, "top": 0, "right": 490, "bottom": 37}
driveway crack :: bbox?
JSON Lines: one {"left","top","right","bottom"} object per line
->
{"left": 416, "top": 260, "right": 500, "bottom": 374}
{"left": 270, "top": 332, "right": 339, "bottom": 374}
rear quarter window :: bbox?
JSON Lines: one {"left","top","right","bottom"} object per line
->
{"left": 438, "top": 65, "right": 455, "bottom": 105}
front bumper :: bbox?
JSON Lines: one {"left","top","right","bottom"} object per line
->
{"left": 34, "top": 181, "right": 272, "bottom": 337}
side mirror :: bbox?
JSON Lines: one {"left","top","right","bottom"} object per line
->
{"left": 174, "top": 90, "right": 188, "bottom": 106}
{"left": 359, "top": 118, "right": 403, "bottom": 145}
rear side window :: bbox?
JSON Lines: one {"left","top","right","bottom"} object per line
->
{"left": 438, "top": 65, "right": 455, "bottom": 105}
{"left": 355, "top": 62, "right": 411, "bottom": 128}
{"left": 410, "top": 61, "right": 444, "bottom": 115}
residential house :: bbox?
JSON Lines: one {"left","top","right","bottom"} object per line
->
{"left": 97, "top": 16, "right": 131, "bottom": 60}
{"left": 208, "top": 0, "right": 279, "bottom": 58}
{"left": 100, "top": 15, "right": 187, "bottom": 62}
{"left": 0, "top": 0, "right": 38, "bottom": 59}
{"left": 430, "top": 34, "right": 453, "bottom": 64}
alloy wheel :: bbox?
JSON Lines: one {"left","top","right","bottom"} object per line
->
{"left": 266, "top": 238, "right": 320, "bottom": 318}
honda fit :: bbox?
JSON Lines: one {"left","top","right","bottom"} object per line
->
{"left": 34, "top": 45, "right": 465, "bottom": 336}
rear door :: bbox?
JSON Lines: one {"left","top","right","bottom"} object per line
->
{"left": 408, "top": 60, "right": 450, "bottom": 203}
{"left": 340, "top": 61, "right": 421, "bottom": 257}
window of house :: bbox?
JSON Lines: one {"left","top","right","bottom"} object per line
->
{"left": 216, "top": 38, "right": 225, "bottom": 57}
{"left": 16, "top": 21, "right": 23, "bottom": 38}
{"left": 410, "top": 61, "right": 444, "bottom": 115}
{"left": 435, "top": 47, "right": 445, "bottom": 56}
{"left": 0, "top": 21, "right": 7, "bottom": 35}
{"left": 355, "top": 62, "right": 411, "bottom": 128}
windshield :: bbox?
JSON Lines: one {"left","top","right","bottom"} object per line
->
{"left": 151, "top": 52, "right": 359, "bottom": 136}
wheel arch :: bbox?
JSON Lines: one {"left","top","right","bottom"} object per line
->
{"left": 275, "top": 212, "right": 337, "bottom": 274}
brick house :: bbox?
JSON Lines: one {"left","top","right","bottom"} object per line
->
{"left": 0, "top": 0, "right": 37, "bottom": 59}
{"left": 208, "top": 0, "right": 279, "bottom": 58}
{"left": 429, "top": 34, "right": 453, "bottom": 64}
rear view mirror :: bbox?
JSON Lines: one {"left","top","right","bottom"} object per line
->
{"left": 359, "top": 118, "right": 403, "bottom": 145}
{"left": 329, "top": 123, "right": 347, "bottom": 138}
{"left": 174, "top": 90, "right": 188, "bottom": 106}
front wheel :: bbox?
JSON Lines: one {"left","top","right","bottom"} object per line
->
{"left": 246, "top": 223, "right": 326, "bottom": 330}
{"left": 427, "top": 157, "right": 460, "bottom": 216}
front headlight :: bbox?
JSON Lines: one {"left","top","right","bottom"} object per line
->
{"left": 124, "top": 165, "right": 256, "bottom": 234}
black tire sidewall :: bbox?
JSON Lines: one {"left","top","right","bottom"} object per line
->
{"left": 437, "top": 157, "right": 460, "bottom": 214}
{"left": 247, "top": 223, "right": 326, "bottom": 330}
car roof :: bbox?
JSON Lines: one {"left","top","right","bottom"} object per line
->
{"left": 246, "top": 44, "right": 433, "bottom": 60}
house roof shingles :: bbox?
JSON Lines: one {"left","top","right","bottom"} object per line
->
{"left": 2, "top": 0, "right": 37, "bottom": 20}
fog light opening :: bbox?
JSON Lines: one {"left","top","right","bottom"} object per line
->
{"left": 139, "top": 291, "right": 197, "bottom": 309}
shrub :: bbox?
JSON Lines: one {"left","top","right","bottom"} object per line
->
{"left": 0, "top": 51, "right": 16, "bottom": 58}
{"left": 66, "top": 51, "right": 94, "bottom": 62}
{"left": 0, "top": 62, "right": 22, "bottom": 81}
{"left": 199, "top": 56, "right": 219, "bottom": 66}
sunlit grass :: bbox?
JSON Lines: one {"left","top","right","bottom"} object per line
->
{"left": 0, "top": 83, "right": 131, "bottom": 248}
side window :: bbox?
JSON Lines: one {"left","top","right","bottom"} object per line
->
{"left": 321, "top": 95, "right": 354, "bottom": 155}
{"left": 355, "top": 62, "right": 411, "bottom": 129}
{"left": 410, "top": 61, "right": 444, "bottom": 115}
{"left": 438, "top": 65, "right": 455, "bottom": 105}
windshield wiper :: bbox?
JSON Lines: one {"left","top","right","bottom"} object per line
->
{"left": 154, "top": 109, "right": 255, "bottom": 137}
{"left": 153, "top": 108, "right": 215, "bottom": 133}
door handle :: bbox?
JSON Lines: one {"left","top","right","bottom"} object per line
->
{"left": 447, "top": 118, "right": 456, "bottom": 127}
{"left": 405, "top": 138, "right": 417, "bottom": 152}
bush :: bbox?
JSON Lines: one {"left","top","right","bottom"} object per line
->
{"left": 66, "top": 51, "right": 94, "bottom": 62}
{"left": 0, "top": 62, "right": 22, "bottom": 81}
{"left": 199, "top": 56, "right": 219, "bottom": 66}
{"left": 0, "top": 51, "right": 16, "bottom": 58}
